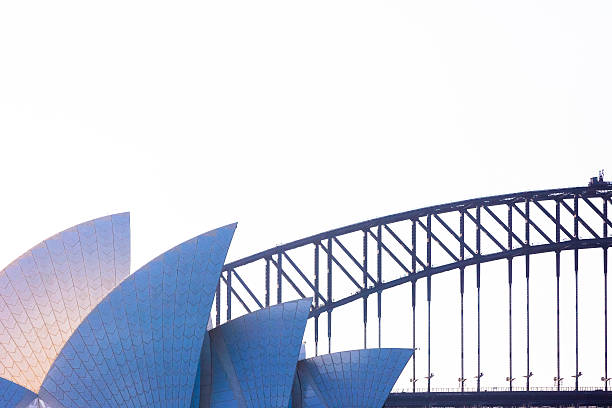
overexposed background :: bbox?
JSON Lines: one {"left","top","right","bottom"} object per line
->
{"left": 1, "top": 0, "right": 611, "bottom": 391}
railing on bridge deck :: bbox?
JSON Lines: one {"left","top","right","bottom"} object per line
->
{"left": 395, "top": 386, "right": 607, "bottom": 393}
{"left": 386, "top": 388, "right": 612, "bottom": 407}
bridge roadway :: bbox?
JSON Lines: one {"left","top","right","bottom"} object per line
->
{"left": 384, "top": 389, "right": 612, "bottom": 407}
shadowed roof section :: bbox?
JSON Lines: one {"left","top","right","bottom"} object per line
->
{"left": 39, "top": 223, "right": 237, "bottom": 408}
{"left": 0, "top": 213, "right": 130, "bottom": 393}
{"left": 0, "top": 376, "right": 38, "bottom": 408}
{"left": 294, "top": 348, "right": 414, "bottom": 408}
{"left": 202, "top": 298, "right": 313, "bottom": 408}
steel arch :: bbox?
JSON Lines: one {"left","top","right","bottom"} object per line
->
{"left": 218, "top": 184, "right": 612, "bottom": 391}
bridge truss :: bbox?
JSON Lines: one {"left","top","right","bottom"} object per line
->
{"left": 214, "top": 185, "right": 612, "bottom": 396}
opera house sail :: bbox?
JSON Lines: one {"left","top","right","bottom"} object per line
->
{"left": 0, "top": 213, "right": 130, "bottom": 407}
{"left": 0, "top": 213, "right": 412, "bottom": 408}
{"left": 292, "top": 348, "right": 414, "bottom": 408}
{"left": 192, "top": 298, "right": 312, "bottom": 408}
{"left": 38, "top": 223, "right": 236, "bottom": 408}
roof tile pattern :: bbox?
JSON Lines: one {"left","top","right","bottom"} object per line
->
{"left": 0, "top": 213, "right": 130, "bottom": 393}
{"left": 0, "top": 376, "right": 37, "bottom": 408}
{"left": 205, "top": 298, "right": 312, "bottom": 408}
{"left": 38, "top": 224, "right": 236, "bottom": 408}
{"left": 295, "top": 348, "right": 413, "bottom": 408}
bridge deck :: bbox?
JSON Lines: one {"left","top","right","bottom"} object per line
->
{"left": 385, "top": 390, "right": 612, "bottom": 407}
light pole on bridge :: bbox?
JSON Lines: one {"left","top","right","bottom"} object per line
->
{"left": 457, "top": 377, "right": 466, "bottom": 392}
{"left": 523, "top": 371, "right": 533, "bottom": 391}
{"left": 474, "top": 372, "right": 484, "bottom": 392}
{"left": 409, "top": 377, "right": 418, "bottom": 391}
{"left": 425, "top": 373, "right": 434, "bottom": 392}
{"left": 571, "top": 372, "right": 582, "bottom": 391}
{"left": 601, "top": 376, "right": 611, "bottom": 391}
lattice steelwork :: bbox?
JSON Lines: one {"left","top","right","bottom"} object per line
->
{"left": 293, "top": 348, "right": 413, "bottom": 408}
{"left": 38, "top": 224, "right": 236, "bottom": 408}
{"left": 200, "top": 298, "right": 312, "bottom": 408}
{"left": 0, "top": 213, "right": 130, "bottom": 393}
{"left": 217, "top": 184, "right": 612, "bottom": 392}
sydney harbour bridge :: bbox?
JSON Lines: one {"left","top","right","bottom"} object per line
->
{"left": 215, "top": 179, "right": 612, "bottom": 407}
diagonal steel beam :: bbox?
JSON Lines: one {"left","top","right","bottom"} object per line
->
{"left": 319, "top": 243, "right": 363, "bottom": 289}
{"left": 416, "top": 218, "right": 458, "bottom": 261}
{"left": 560, "top": 200, "right": 600, "bottom": 238}
{"left": 310, "top": 236, "right": 612, "bottom": 317}
{"left": 224, "top": 186, "right": 612, "bottom": 271}
{"left": 581, "top": 197, "right": 612, "bottom": 230}
{"left": 269, "top": 256, "right": 307, "bottom": 299}
{"left": 465, "top": 210, "right": 506, "bottom": 251}
{"left": 368, "top": 228, "right": 412, "bottom": 274}
{"left": 512, "top": 203, "right": 554, "bottom": 244}
{"left": 532, "top": 200, "right": 573, "bottom": 240}
{"left": 220, "top": 273, "right": 251, "bottom": 314}
{"left": 333, "top": 236, "right": 377, "bottom": 285}
{"left": 433, "top": 213, "right": 477, "bottom": 257}
{"left": 231, "top": 269, "right": 264, "bottom": 309}
{"left": 383, "top": 224, "right": 427, "bottom": 270}
{"left": 283, "top": 251, "right": 327, "bottom": 304}
{"left": 483, "top": 206, "right": 524, "bottom": 248}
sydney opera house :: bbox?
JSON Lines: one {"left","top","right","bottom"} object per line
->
{"left": 0, "top": 213, "right": 413, "bottom": 408}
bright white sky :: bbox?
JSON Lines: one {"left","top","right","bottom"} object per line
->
{"left": 1, "top": 0, "right": 611, "bottom": 391}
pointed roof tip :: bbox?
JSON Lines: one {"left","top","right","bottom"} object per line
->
{"left": 246, "top": 296, "right": 314, "bottom": 313}
{"left": 212, "top": 297, "right": 315, "bottom": 328}
{"left": 223, "top": 222, "right": 238, "bottom": 230}
{"left": 260, "top": 296, "right": 314, "bottom": 311}
{"left": 199, "top": 222, "right": 238, "bottom": 237}
{"left": 138, "top": 222, "right": 238, "bottom": 269}
{"left": 296, "top": 296, "right": 315, "bottom": 306}
{"left": 299, "top": 347, "right": 414, "bottom": 364}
